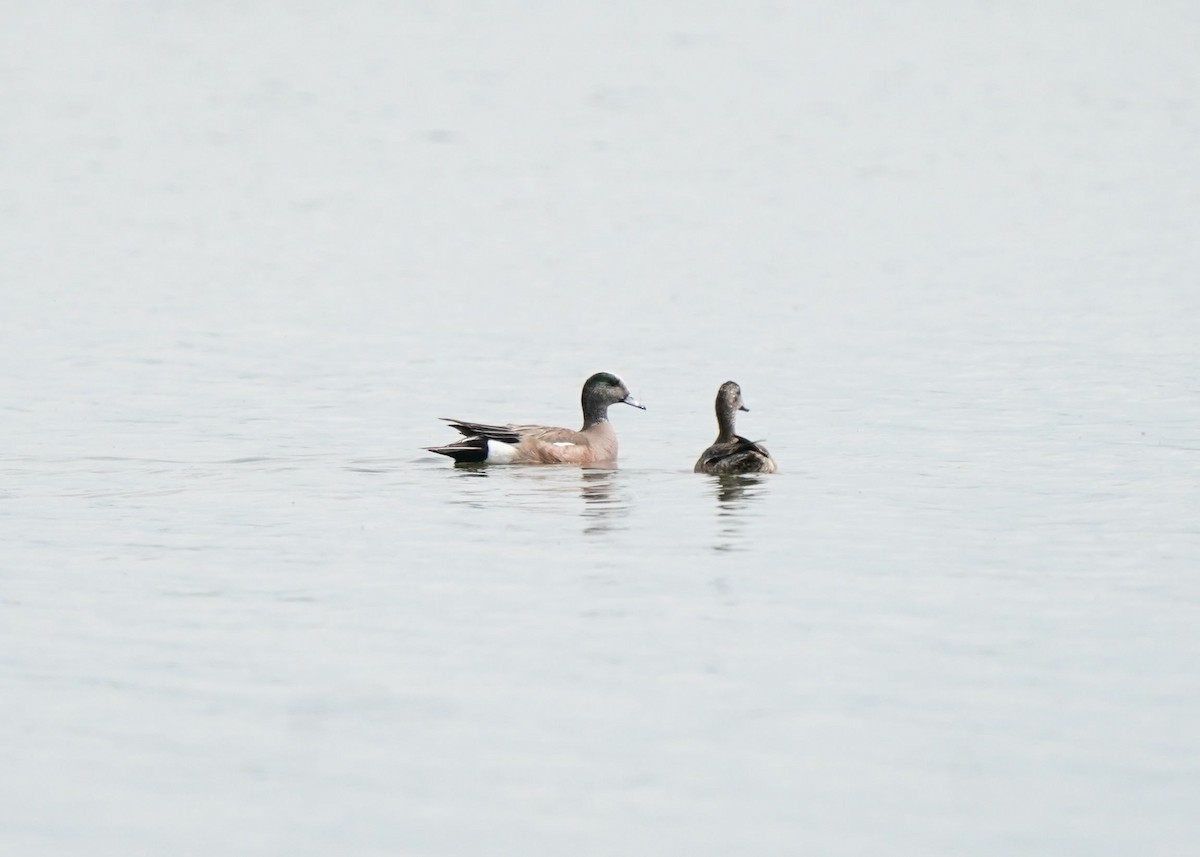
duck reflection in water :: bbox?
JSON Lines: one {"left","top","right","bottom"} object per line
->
{"left": 711, "top": 474, "right": 768, "bottom": 552}
{"left": 580, "top": 467, "right": 629, "bottom": 535}
{"left": 448, "top": 463, "right": 628, "bottom": 535}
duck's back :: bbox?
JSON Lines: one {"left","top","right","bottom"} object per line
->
{"left": 694, "top": 436, "right": 777, "bottom": 474}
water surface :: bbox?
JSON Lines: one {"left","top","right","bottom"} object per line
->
{"left": 2, "top": 2, "right": 1199, "bottom": 855}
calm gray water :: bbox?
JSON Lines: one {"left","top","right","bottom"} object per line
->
{"left": 3, "top": 2, "right": 1199, "bottom": 855}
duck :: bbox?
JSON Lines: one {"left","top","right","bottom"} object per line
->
{"left": 693, "top": 381, "right": 777, "bottom": 474}
{"left": 428, "top": 372, "right": 645, "bottom": 465}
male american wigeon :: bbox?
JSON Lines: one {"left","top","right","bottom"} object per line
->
{"left": 428, "top": 372, "right": 645, "bottom": 465}
{"left": 694, "top": 381, "right": 778, "bottom": 474}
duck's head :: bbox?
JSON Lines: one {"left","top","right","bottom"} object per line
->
{"left": 584, "top": 372, "right": 645, "bottom": 411}
{"left": 717, "top": 380, "right": 750, "bottom": 413}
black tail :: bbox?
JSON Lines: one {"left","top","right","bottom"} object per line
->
{"left": 441, "top": 418, "right": 521, "bottom": 444}
{"left": 426, "top": 437, "right": 488, "bottom": 463}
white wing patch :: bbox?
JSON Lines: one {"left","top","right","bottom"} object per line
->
{"left": 485, "top": 440, "right": 519, "bottom": 463}
{"left": 552, "top": 441, "right": 577, "bottom": 447}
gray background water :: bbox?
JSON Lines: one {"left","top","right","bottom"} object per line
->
{"left": 3, "top": 2, "right": 1199, "bottom": 854}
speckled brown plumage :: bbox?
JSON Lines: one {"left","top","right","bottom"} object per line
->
{"left": 694, "top": 381, "right": 777, "bottom": 474}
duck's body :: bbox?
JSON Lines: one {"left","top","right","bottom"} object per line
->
{"left": 430, "top": 418, "right": 620, "bottom": 465}
{"left": 428, "top": 372, "right": 643, "bottom": 465}
{"left": 694, "top": 435, "right": 777, "bottom": 474}
{"left": 694, "top": 381, "right": 777, "bottom": 475}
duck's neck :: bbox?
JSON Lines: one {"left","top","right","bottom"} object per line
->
{"left": 582, "top": 397, "right": 610, "bottom": 430}
{"left": 716, "top": 401, "right": 738, "bottom": 443}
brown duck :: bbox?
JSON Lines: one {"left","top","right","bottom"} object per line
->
{"left": 428, "top": 372, "right": 645, "bottom": 465}
{"left": 693, "top": 381, "right": 778, "bottom": 474}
